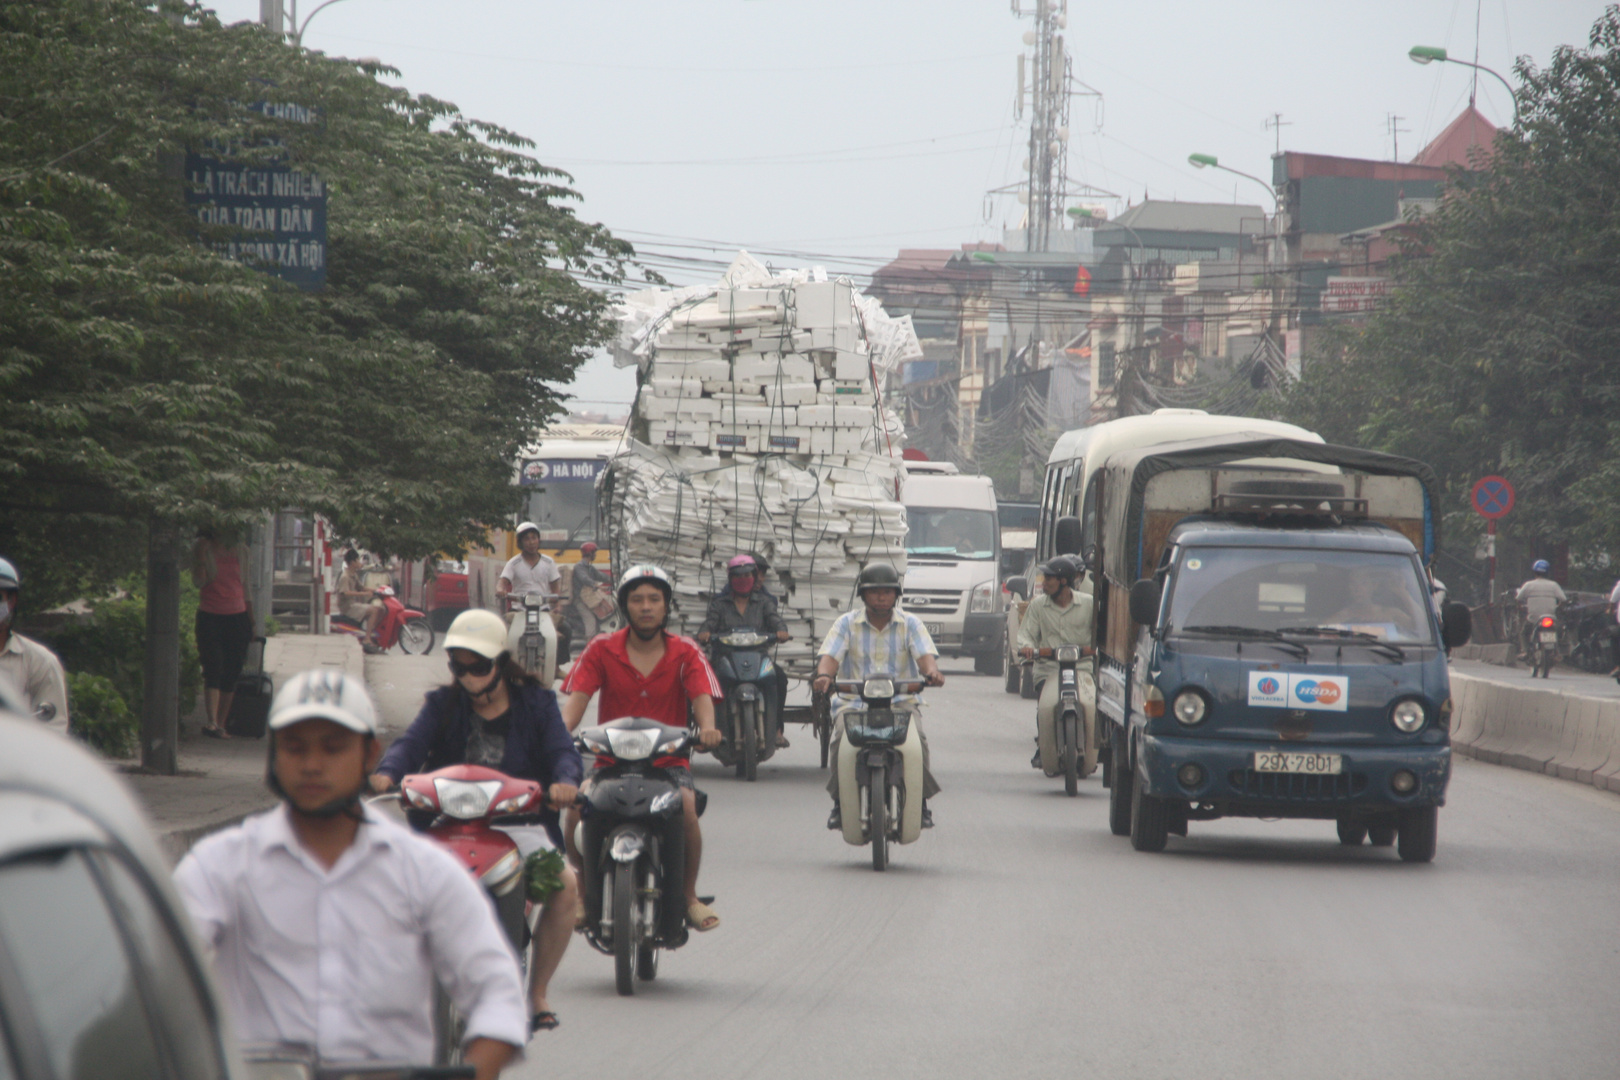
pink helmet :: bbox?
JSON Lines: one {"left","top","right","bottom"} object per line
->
{"left": 727, "top": 555, "right": 757, "bottom": 573}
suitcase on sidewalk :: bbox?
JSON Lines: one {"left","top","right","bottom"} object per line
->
{"left": 226, "top": 637, "right": 272, "bottom": 739}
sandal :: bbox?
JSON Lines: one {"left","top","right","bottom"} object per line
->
{"left": 529, "top": 1011, "right": 560, "bottom": 1034}
{"left": 686, "top": 900, "right": 720, "bottom": 932}
{"left": 201, "top": 725, "right": 229, "bottom": 739}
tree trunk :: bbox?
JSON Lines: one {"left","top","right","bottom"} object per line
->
{"left": 142, "top": 518, "right": 181, "bottom": 775}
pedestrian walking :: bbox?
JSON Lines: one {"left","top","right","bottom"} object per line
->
{"left": 192, "top": 526, "right": 253, "bottom": 738}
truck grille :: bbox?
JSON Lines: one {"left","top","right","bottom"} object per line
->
{"left": 903, "top": 590, "right": 960, "bottom": 615}
{"left": 1228, "top": 769, "right": 1369, "bottom": 801}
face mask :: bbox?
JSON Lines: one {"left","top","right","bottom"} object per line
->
{"left": 730, "top": 574, "right": 755, "bottom": 595}
{"left": 0, "top": 597, "right": 13, "bottom": 629}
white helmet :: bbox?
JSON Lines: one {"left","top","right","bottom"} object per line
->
{"left": 444, "top": 608, "right": 508, "bottom": 659}
{"left": 617, "top": 563, "right": 673, "bottom": 613}
{"left": 269, "top": 670, "right": 377, "bottom": 735}
{"left": 515, "top": 521, "right": 542, "bottom": 541}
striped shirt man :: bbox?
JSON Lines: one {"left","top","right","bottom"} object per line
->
{"left": 818, "top": 605, "right": 937, "bottom": 707}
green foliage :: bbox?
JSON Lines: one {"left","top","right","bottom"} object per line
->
{"left": 0, "top": 0, "right": 636, "bottom": 598}
{"left": 45, "top": 575, "right": 201, "bottom": 721}
{"left": 68, "top": 671, "right": 137, "bottom": 758}
{"left": 1272, "top": 7, "right": 1620, "bottom": 585}
{"left": 524, "top": 847, "right": 567, "bottom": 904}
{"left": 263, "top": 614, "right": 281, "bottom": 638}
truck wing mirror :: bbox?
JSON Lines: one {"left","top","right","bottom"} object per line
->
{"left": 1005, "top": 575, "right": 1029, "bottom": 600}
{"left": 1129, "top": 578, "right": 1162, "bottom": 628}
{"left": 1054, "top": 515, "right": 1081, "bottom": 556}
{"left": 1081, "top": 543, "right": 1099, "bottom": 573}
{"left": 1441, "top": 601, "right": 1472, "bottom": 649}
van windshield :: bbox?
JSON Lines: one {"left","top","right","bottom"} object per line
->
{"left": 1167, "top": 547, "right": 1435, "bottom": 644}
{"left": 906, "top": 508, "right": 997, "bottom": 559}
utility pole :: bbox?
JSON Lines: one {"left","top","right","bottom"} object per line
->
{"left": 1011, "top": 0, "right": 1071, "bottom": 253}
{"left": 259, "top": 0, "right": 285, "bottom": 35}
{"left": 141, "top": 519, "right": 181, "bottom": 775}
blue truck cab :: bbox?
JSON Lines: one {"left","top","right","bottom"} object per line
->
{"left": 1069, "top": 434, "right": 1471, "bottom": 861}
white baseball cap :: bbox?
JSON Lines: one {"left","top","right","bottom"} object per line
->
{"left": 269, "top": 670, "right": 378, "bottom": 734}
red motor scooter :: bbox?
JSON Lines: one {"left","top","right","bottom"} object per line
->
{"left": 332, "top": 585, "right": 436, "bottom": 655}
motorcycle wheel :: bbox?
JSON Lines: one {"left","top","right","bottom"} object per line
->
{"left": 613, "top": 859, "right": 636, "bottom": 996}
{"left": 1061, "top": 711, "right": 1079, "bottom": 797}
{"left": 432, "top": 982, "right": 465, "bottom": 1065}
{"left": 814, "top": 689, "right": 832, "bottom": 769}
{"left": 1108, "top": 733, "right": 1133, "bottom": 837}
{"left": 868, "top": 767, "right": 888, "bottom": 872}
{"left": 635, "top": 859, "right": 658, "bottom": 981}
{"left": 399, "top": 617, "right": 435, "bottom": 655}
{"left": 741, "top": 701, "right": 759, "bottom": 782}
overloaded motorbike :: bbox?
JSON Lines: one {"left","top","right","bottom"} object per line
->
{"left": 573, "top": 717, "right": 705, "bottom": 995}
{"left": 1531, "top": 613, "right": 1559, "bottom": 678}
{"left": 332, "top": 585, "right": 435, "bottom": 655}
{"left": 1028, "top": 644, "right": 1095, "bottom": 796}
{"left": 834, "top": 677, "right": 927, "bottom": 871}
{"left": 707, "top": 628, "right": 780, "bottom": 781}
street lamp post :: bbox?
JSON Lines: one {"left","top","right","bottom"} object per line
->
{"left": 1408, "top": 45, "right": 1520, "bottom": 125}
{"left": 289, "top": 0, "right": 352, "bottom": 47}
{"left": 1187, "top": 153, "right": 1284, "bottom": 364}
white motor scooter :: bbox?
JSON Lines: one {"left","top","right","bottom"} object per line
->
{"left": 506, "top": 593, "right": 559, "bottom": 688}
{"left": 835, "top": 677, "right": 926, "bottom": 871}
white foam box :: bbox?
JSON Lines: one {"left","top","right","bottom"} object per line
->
{"left": 806, "top": 326, "right": 858, "bottom": 352}
{"left": 646, "top": 396, "right": 717, "bottom": 421}
{"left": 833, "top": 427, "right": 871, "bottom": 453}
{"left": 833, "top": 349, "right": 871, "bottom": 382}
{"left": 734, "top": 354, "right": 816, "bottom": 383}
{"left": 648, "top": 422, "right": 710, "bottom": 449}
{"left": 709, "top": 389, "right": 765, "bottom": 407}
{"left": 797, "top": 404, "right": 836, "bottom": 428}
{"left": 741, "top": 330, "right": 809, "bottom": 355}
{"left": 832, "top": 405, "right": 871, "bottom": 428}
{"left": 762, "top": 427, "right": 813, "bottom": 454}
{"left": 763, "top": 382, "right": 817, "bottom": 406}
{"left": 791, "top": 279, "right": 854, "bottom": 330}
{"left": 653, "top": 359, "right": 730, "bottom": 382}
{"left": 711, "top": 428, "right": 762, "bottom": 454}
{"left": 716, "top": 287, "right": 788, "bottom": 315}
{"left": 720, "top": 405, "right": 787, "bottom": 427}
{"left": 649, "top": 376, "right": 702, "bottom": 398}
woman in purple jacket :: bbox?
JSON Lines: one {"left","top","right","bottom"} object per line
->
{"left": 371, "top": 609, "right": 581, "bottom": 1035}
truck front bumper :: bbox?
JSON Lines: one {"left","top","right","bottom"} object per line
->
{"left": 1140, "top": 732, "right": 1450, "bottom": 817}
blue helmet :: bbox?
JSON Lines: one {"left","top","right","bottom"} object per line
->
{"left": 1532, "top": 559, "right": 1551, "bottom": 575}
{"left": 0, "top": 557, "right": 17, "bottom": 591}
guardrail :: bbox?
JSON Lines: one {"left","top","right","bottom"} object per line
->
{"left": 1450, "top": 670, "right": 1620, "bottom": 792}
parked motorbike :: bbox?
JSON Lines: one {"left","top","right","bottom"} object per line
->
{"left": 375, "top": 765, "right": 548, "bottom": 1064}
{"left": 505, "top": 593, "right": 559, "bottom": 687}
{"left": 332, "top": 586, "right": 435, "bottom": 655}
{"left": 1532, "top": 613, "right": 1559, "bottom": 678}
{"left": 834, "top": 678, "right": 927, "bottom": 871}
{"left": 1026, "top": 644, "right": 1095, "bottom": 796}
{"left": 573, "top": 717, "right": 700, "bottom": 996}
{"left": 708, "top": 628, "right": 780, "bottom": 781}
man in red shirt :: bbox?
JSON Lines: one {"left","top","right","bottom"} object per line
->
{"left": 560, "top": 564, "right": 723, "bottom": 931}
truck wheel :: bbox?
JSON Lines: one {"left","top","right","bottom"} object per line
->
{"left": 1396, "top": 806, "right": 1438, "bottom": 863}
{"left": 1129, "top": 772, "right": 1169, "bottom": 852}
{"left": 1336, "top": 818, "right": 1367, "bottom": 845}
{"left": 1108, "top": 734, "right": 1132, "bottom": 836}
{"left": 1003, "top": 654, "right": 1020, "bottom": 694}
{"left": 1019, "top": 665, "right": 1037, "bottom": 700}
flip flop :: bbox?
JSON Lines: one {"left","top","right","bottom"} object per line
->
{"left": 529, "top": 1011, "right": 560, "bottom": 1035}
{"left": 201, "top": 726, "right": 228, "bottom": 739}
{"left": 686, "top": 900, "right": 720, "bottom": 932}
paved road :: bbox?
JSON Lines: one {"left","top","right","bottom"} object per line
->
{"left": 1452, "top": 656, "right": 1620, "bottom": 699}
{"left": 513, "top": 658, "right": 1620, "bottom": 1080}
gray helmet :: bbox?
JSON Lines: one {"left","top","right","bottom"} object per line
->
{"left": 856, "top": 563, "right": 902, "bottom": 596}
{"left": 0, "top": 557, "right": 17, "bottom": 591}
{"left": 1041, "top": 555, "right": 1082, "bottom": 584}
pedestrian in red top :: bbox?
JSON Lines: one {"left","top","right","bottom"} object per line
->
{"left": 191, "top": 525, "right": 254, "bottom": 738}
{"left": 560, "top": 564, "right": 723, "bottom": 931}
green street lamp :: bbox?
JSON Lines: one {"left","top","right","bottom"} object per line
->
{"left": 1407, "top": 45, "right": 1519, "bottom": 124}
{"left": 970, "top": 251, "right": 997, "bottom": 263}
{"left": 1186, "top": 153, "right": 1277, "bottom": 212}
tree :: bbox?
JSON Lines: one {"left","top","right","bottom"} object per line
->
{"left": 1273, "top": 7, "right": 1620, "bottom": 589}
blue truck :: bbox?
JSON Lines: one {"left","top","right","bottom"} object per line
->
{"left": 1057, "top": 434, "right": 1471, "bottom": 861}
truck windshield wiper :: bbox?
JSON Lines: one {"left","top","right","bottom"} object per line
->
{"left": 1177, "top": 625, "right": 1309, "bottom": 658}
{"left": 1277, "top": 626, "right": 1406, "bottom": 660}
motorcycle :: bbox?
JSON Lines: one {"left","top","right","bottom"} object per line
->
{"left": 332, "top": 586, "right": 435, "bottom": 655}
{"left": 834, "top": 677, "right": 926, "bottom": 871}
{"left": 376, "top": 765, "right": 549, "bottom": 1064}
{"left": 1027, "top": 644, "right": 1095, "bottom": 796}
{"left": 570, "top": 579, "right": 621, "bottom": 653}
{"left": 505, "top": 593, "right": 560, "bottom": 688}
{"left": 707, "top": 628, "right": 780, "bottom": 782}
{"left": 573, "top": 717, "right": 701, "bottom": 996}
{"left": 1531, "top": 613, "right": 1559, "bottom": 678}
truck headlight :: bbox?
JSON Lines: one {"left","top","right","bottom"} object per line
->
{"left": 1390, "top": 699, "right": 1426, "bottom": 733}
{"left": 1172, "top": 690, "right": 1207, "bottom": 726}
{"left": 969, "top": 581, "right": 995, "bottom": 613}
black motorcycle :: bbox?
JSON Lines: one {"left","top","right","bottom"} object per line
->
{"left": 708, "top": 628, "right": 780, "bottom": 781}
{"left": 575, "top": 717, "right": 701, "bottom": 996}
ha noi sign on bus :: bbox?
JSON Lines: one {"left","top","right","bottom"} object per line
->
{"left": 185, "top": 101, "right": 327, "bottom": 290}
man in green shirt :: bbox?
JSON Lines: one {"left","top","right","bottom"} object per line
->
{"left": 1016, "top": 555, "right": 1097, "bottom": 778}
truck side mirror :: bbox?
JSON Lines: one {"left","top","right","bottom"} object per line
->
{"left": 1054, "top": 515, "right": 1081, "bottom": 556}
{"left": 1005, "top": 576, "right": 1029, "bottom": 600}
{"left": 1441, "top": 601, "right": 1472, "bottom": 649}
{"left": 1129, "top": 578, "right": 1162, "bottom": 628}
{"left": 1081, "top": 543, "right": 1098, "bottom": 573}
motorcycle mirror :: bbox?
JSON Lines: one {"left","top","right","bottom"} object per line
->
{"left": 1441, "top": 600, "right": 1472, "bottom": 649}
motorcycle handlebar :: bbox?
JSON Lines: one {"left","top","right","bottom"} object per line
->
{"left": 834, "top": 680, "right": 926, "bottom": 695}
{"left": 1020, "top": 646, "right": 1095, "bottom": 662}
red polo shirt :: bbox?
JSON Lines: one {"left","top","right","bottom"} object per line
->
{"left": 562, "top": 628, "right": 722, "bottom": 727}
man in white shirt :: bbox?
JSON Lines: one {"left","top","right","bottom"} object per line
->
{"left": 0, "top": 556, "right": 68, "bottom": 730}
{"left": 173, "top": 670, "right": 525, "bottom": 1077}
{"left": 498, "top": 522, "right": 560, "bottom": 607}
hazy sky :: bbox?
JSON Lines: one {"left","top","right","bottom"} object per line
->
{"left": 209, "top": 0, "right": 1606, "bottom": 409}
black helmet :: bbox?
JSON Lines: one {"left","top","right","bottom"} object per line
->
{"left": 1041, "top": 555, "right": 1082, "bottom": 584}
{"left": 856, "top": 563, "right": 902, "bottom": 595}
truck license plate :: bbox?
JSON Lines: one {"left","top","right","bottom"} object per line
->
{"left": 1253, "top": 751, "right": 1342, "bottom": 775}
{"left": 925, "top": 622, "right": 942, "bottom": 635}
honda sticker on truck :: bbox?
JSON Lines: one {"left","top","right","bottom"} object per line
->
{"left": 1247, "top": 673, "right": 1349, "bottom": 711}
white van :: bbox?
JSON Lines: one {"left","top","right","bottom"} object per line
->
{"left": 901, "top": 472, "right": 1003, "bottom": 675}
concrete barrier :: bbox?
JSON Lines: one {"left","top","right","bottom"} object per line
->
{"left": 1449, "top": 669, "right": 1620, "bottom": 793}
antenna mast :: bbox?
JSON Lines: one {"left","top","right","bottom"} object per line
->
{"left": 1011, "top": 0, "right": 1071, "bottom": 252}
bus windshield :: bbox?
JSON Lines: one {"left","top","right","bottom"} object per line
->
{"left": 906, "top": 508, "right": 997, "bottom": 560}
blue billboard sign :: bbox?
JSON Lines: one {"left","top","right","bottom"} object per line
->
{"left": 520, "top": 458, "right": 604, "bottom": 486}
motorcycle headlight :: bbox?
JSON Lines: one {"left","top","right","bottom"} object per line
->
{"left": 1055, "top": 644, "right": 1082, "bottom": 663}
{"left": 1172, "top": 690, "right": 1207, "bottom": 726}
{"left": 861, "top": 677, "right": 895, "bottom": 699}
{"left": 969, "top": 581, "right": 995, "bottom": 613}
{"left": 433, "top": 778, "right": 502, "bottom": 819}
{"left": 605, "top": 728, "right": 656, "bottom": 761}
{"left": 1391, "top": 699, "right": 1426, "bottom": 733}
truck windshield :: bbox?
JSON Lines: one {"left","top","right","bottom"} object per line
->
{"left": 906, "top": 508, "right": 997, "bottom": 559}
{"left": 1167, "top": 547, "right": 1435, "bottom": 644}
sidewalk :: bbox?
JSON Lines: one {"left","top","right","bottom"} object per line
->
{"left": 125, "top": 633, "right": 364, "bottom": 863}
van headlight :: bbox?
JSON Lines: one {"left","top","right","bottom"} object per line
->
{"left": 1172, "top": 690, "right": 1207, "bottom": 726}
{"left": 969, "top": 581, "right": 995, "bottom": 613}
{"left": 1390, "top": 699, "right": 1426, "bottom": 733}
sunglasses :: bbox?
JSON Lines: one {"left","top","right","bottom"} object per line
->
{"left": 448, "top": 655, "right": 495, "bottom": 678}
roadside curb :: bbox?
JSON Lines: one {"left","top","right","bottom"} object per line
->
{"left": 1450, "top": 669, "right": 1620, "bottom": 793}
{"left": 160, "top": 807, "right": 269, "bottom": 864}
